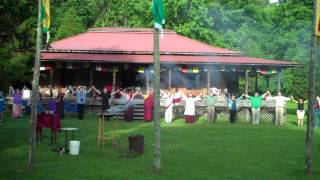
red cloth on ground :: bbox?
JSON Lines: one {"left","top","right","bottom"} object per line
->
{"left": 37, "top": 113, "right": 61, "bottom": 134}
{"left": 144, "top": 94, "right": 154, "bottom": 122}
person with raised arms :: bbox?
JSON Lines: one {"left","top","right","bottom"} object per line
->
{"left": 205, "top": 88, "right": 220, "bottom": 123}
{"left": 181, "top": 92, "right": 202, "bottom": 123}
{"left": 160, "top": 89, "right": 174, "bottom": 123}
{"left": 243, "top": 91, "right": 269, "bottom": 125}
{"left": 267, "top": 91, "right": 290, "bottom": 126}
{"left": 225, "top": 94, "right": 243, "bottom": 123}
{"left": 314, "top": 95, "right": 320, "bottom": 128}
{"left": 291, "top": 96, "right": 308, "bottom": 127}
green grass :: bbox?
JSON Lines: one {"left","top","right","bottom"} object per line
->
{"left": 1, "top": 103, "right": 320, "bottom": 180}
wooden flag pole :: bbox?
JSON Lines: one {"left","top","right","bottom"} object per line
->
{"left": 305, "top": 0, "right": 317, "bottom": 176}
{"left": 28, "top": 0, "right": 42, "bottom": 167}
{"left": 153, "top": 28, "right": 161, "bottom": 173}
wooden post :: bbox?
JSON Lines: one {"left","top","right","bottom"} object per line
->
{"left": 277, "top": 70, "right": 282, "bottom": 93}
{"left": 112, "top": 71, "right": 116, "bottom": 90}
{"left": 89, "top": 65, "right": 93, "bottom": 85}
{"left": 195, "top": 73, "right": 200, "bottom": 89}
{"left": 245, "top": 70, "right": 249, "bottom": 95}
{"left": 110, "top": 71, "right": 116, "bottom": 105}
{"left": 49, "top": 68, "right": 53, "bottom": 85}
{"left": 28, "top": 0, "right": 42, "bottom": 167}
{"left": 305, "top": 0, "right": 317, "bottom": 176}
{"left": 153, "top": 28, "right": 161, "bottom": 172}
{"left": 207, "top": 70, "right": 210, "bottom": 94}
{"left": 168, "top": 68, "right": 172, "bottom": 89}
{"left": 145, "top": 71, "right": 149, "bottom": 91}
{"left": 255, "top": 72, "right": 258, "bottom": 92}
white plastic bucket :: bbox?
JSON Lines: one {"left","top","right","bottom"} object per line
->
{"left": 69, "top": 140, "right": 80, "bottom": 155}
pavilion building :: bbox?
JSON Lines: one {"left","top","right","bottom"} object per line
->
{"left": 41, "top": 27, "right": 298, "bottom": 95}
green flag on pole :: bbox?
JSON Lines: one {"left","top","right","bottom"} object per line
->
{"left": 41, "top": 0, "right": 50, "bottom": 43}
{"left": 152, "top": 0, "right": 165, "bottom": 31}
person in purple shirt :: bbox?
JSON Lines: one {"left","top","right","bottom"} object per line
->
{"left": 12, "top": 89, "right": 23, "bottom": 119}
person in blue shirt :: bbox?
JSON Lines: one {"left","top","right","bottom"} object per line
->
{"left": 0, "top": 91, "right": 4, "bottom": 122}
{"left": 226, "top": 94, "right": 243, "bottom": 123}
{"left": 76, "top": 86, "right": 92, "bottom": 120}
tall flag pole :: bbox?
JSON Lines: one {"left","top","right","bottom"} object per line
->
{"left": 152, "top": 0, "right": 165, "bottom": 173}
{"left": 42, "top": 0, "right": 51, "bottom": 43}
{"left": 305, "top": 0, "right": 318, "bottom": 176}
{"left": 28, "top": 0, "right": 45, "bottom": 167}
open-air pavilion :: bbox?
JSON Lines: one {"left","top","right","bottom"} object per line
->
{"left": 40, "top": 27, "right": 299, "bottom": 120}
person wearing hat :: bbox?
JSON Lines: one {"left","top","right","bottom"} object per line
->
{"left": 205, "top": 88, "right": 219, "bottom": 123}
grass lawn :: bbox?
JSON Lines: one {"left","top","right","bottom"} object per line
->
{"left": 1, "top": 102, "right": 320, "bottom": 180}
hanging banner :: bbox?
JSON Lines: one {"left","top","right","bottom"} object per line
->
{"left": 179, "top": 66, "right": 200, "bottom": 74}
{"left": 95, "top": 65, "right": 119, "bottom": 72}
{"left": 259, "top": 69, "right": 277, "bottom": 75}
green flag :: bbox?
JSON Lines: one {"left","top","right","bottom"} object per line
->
{"left": 152, "top": 0, "right": 165, "bottom": 31}
{"left": 41, "top": 0, "right": 50, "bottom": 43}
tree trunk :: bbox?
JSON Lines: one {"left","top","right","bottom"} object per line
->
{"left": 28, "top": 0, "right": 42, "bottom": 167}
{"left": 305, "top": 0, "right": 317, "bottom": 176}
{"left": 153, "top": 28, "right": 161, "bottom": 173}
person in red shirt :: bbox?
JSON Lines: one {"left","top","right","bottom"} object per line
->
{"left": 314, "top": 96, "right": 320, "bottom": 128}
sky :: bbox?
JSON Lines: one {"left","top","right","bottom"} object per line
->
{"left": 269, "top": 0, "right": 279, "bottom": 3}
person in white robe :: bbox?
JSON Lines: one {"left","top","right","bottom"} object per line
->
{"left": 160, "top": 89, "right": 174, "bottom": 123}
{"left": 182, "top": 92, "right": 202, "bottom": 123}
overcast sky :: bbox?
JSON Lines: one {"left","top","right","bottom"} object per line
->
{"left": 269, "top": 0, "right": 279, "bottom": 3}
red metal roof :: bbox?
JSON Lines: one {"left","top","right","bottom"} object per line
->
{"left": 48, "top": 28, "right": 241, "bottom": 55}
{"left": 42, "top": 27, "right": 298, "bottom": 67}
{"left": 41, "top": 53, "right": 298, "bottom": 66}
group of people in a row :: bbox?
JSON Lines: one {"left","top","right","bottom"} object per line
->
{"left": 1, "top": 84, "right": 320, "bottom": 127}
{"left": 159, "top": 88, "right": 320, "bottom": 127}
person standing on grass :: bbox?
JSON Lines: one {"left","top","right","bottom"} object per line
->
{"left": 267, "top": 91, "right": 290, "bottom": 126}
{"left": 243, "top": 92, "right": 269, "bottom": 125}
{"left": 75, "top": 86, "right": 92, "bottom": 120}
{"left": 8, "top": 86, "right": 15, "bottom": 97}
{"left": 12, "top": 89, "right": 22, "bottom": 119}
{"left": 182, "top": 92, "right": 202, "bottom": 123}
{"left": 119, "top": 88, "right": 139, "bottom": 122}
{"left": 314, "top": 96, "right": 320, "bottom": 128}
{"left": 0, "top": 91, "right": 4, "bottom": 122}
{"left": 290, "top": 96, "right": 308, "bottom": 127}
{"left": 160, "top": 89, "right": 174, "bottom": 123}
{"left": 225, "top": 94, "right": 243, "bottom": 123}
{"left": 21, "top": 85, "right": 31, "bottom": 114}
{"left": 140, "top": 88, "right": 154, "bottom": 122}
{"left": 92, "top": 86, "right": 119, "bottom": 113}
{"left": 56, "top": 89, "right": 65, "bottom": 119}
{"left": 206, "top": 88, "right": 219, "bottom": 123}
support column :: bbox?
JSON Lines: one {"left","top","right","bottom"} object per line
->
{"left": 168, "top": 68, "right": 172, "bottom": 89}
{"left": 245, "top": 70, "right": 249, "bottom": 95}
{"left": 277, "top": 69, "right": 282, "bottom": 93}
{"left": 112, "top": 71, "right": 116, "bottom": 91}
{"left": 266, "top": 75, "right": 270, "bottom": 89}
{"left": 145, "top": 71, "right": 149, "bottom": 90}
{"left": 195, "top": 73, "right": 200, "bottom": 89}
{"left": 89, "top": 65, "right": 93, "bottom": 86}
{"left": 207, "top": 70, "right": 210, "bottom": 94}
{"left": 49, "top": 68, "right": 53, "bottom": 86}
{"left": 255, "top": 72, "right": 258, "bottom": 92}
